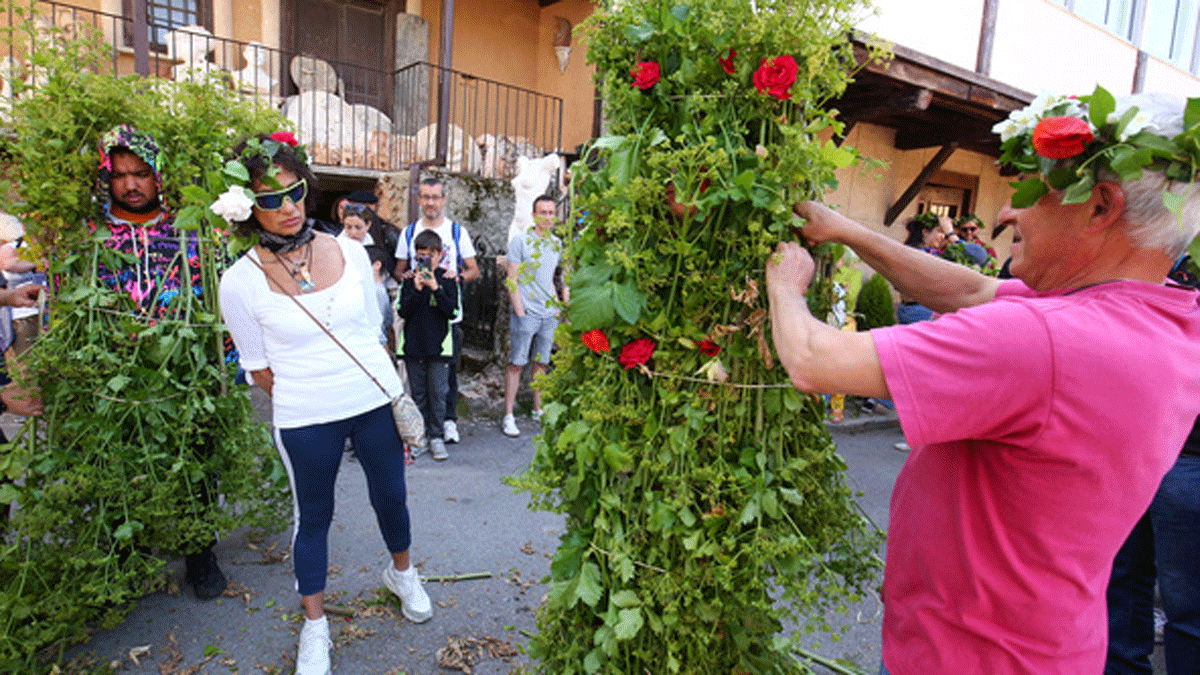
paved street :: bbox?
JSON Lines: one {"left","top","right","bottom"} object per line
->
{"left": 47, "top": 399, "right": 900, "bottom": 674}
{"left": 47, "top": 404, "right": 1164, "bottom": 674}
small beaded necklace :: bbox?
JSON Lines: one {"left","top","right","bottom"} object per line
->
{"left": 273, "top": 242, "right": 315, "bottom": 293}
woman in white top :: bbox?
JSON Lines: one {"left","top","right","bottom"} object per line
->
{"left": 218, "top": 135, "right": 430, "bottom": 675}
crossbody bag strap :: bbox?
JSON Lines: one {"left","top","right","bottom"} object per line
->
{"left": 243, "top": 251, "right": 391, "bottom": 398}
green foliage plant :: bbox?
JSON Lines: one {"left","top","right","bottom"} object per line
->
{"left": 0, "top": 7, "right": 289, "bottom": 667}
{"left": 855, "top": 273, "right": 895, "bottom": 331}
{"left": 508, "top": 1, "right": 884, "bottom": 673}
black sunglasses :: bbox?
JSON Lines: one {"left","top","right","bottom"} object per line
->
{"left": 254, "top": 178, "right": 307, "bottom": 211}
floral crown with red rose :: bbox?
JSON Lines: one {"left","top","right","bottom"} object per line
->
{"left": 209, "top": 131, "right": 309, "bottom": 224}
{"left": 994, "top": 85, "right": 1200, "bottom": 214}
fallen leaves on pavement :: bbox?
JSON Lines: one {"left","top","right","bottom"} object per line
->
{"left": 436, "top": 634, "right": 520, "bottom": 673}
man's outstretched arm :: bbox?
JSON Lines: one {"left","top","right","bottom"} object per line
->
{"left": 767, "top": 241, "right": 889, "bottom": 399}
{"left": 794, "top": 201, "right": 999, "bottom": 313}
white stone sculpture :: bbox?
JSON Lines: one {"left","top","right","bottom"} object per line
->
{"left": 282, "top": 55, "right": 399, "bottom": 167}
{"left": 290, "top": 55, "right": 343, "bottom": 97}
{"left": 508, "top": 153, "right": 562, "bottom": 245}
{"left": 283, "top": 90, "right": 357, "bottom": 165}
{"left": 415, "top": 123, "right": 482, "bottom": 173}
{"left": 232, "top": 41, "right": 276, "bottom": 93}
{"left": 164, "top": 25, "right": 222, "bottom": 83}
{"left": 477, "top": 133, "right": 543, "bottom": 179}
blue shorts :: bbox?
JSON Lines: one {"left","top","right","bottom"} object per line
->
{"left": 509, "top": 312, "right": 557, "bottom": 366}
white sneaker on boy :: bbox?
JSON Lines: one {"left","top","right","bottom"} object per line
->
{"left": 502, "top": 414, "right": 519, "bottom": 437}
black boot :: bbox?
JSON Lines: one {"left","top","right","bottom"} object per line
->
{"left": 184, "top": 546, "right": 228, "bottom": 600}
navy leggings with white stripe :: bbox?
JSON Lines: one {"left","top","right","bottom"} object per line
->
{"left": 276, "top": 404, "right": 411, "bottom": 596}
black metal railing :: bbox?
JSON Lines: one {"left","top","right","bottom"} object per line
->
{"left": 2, "top": 0, "right": 564, "bottom": 176}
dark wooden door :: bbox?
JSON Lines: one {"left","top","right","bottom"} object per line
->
{"left": 282, "top": 0, "right": 400, "bottom": 109}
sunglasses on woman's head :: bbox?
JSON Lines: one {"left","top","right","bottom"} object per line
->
{"left": 254, "top": 178, "right": 307, "bottom": 211}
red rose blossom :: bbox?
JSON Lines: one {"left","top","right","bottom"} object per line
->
{"left": 718, "top": 49, "right": 736, "bottom": 76}
{"left": 581, "top": 329, "right": 610, "bottom": 353}
{"left": 630, "top": 61, "right": 661, "bottom": 90}
{"left": 697, "top": 340, "right": 720, "bottom": 356}
{"left": 1031, "top": 116, "right": 1093, "bottom": 159}
{"left": 619, "top": 338, "right": 656, "bottom": 370}
{"left": 753, "top": 55, "right": 798, "bottom": 100}
{"left": 271, "top": 131, "right": 300, "bottom": 147}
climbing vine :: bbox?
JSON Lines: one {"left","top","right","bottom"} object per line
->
{"left": 509, "top": 1, "right": 885, "bottom": 673}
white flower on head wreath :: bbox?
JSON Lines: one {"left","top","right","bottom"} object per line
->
{"left": 207, "top": 131, "right": 309, "bottom": 224}
{"left": 210, "top": 185, "right": 254, "bottom": 222}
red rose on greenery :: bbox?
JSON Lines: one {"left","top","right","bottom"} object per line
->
{"left": 630, "top": 61, "right": 661, "bottom": 90}
{"left": 619, "top": 338, "right": 656, "bottom": 369}
{"left": 753, "top": 55, "right": 798, "bottom": 100}
{"left": 718, "top": 49, "right": 736, "bottom": 75}
{"left": 581, "top": 329, "right": 610, "bottom": 353}
{"left": 697, "top": 340, "right": 720, "bottom": 356}
{"left": 271, "top": 131, "right": 299, "bottom": 147}
{"left": 1031, "top": 116, "right": 1093, "bottom": 159}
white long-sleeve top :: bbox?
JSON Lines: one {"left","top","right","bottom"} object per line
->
{"left": 219, "top": 236, "right": 400, "bottom": 429}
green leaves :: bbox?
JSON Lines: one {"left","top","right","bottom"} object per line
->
{"left": 515, "top": 1, "right": 887, "bottom": 672}
{"left": 0, "top": 14, "right": 291, "bottom": 666}
{"left": 1009, "top": 177, "right": 1050, "bottom": 209}
{"left": 625, "top": 23, "right": 656, "bottom": 43}
{"left": 1085, "top": 84, "right": 1116, "bottom": 129}
{"left": 1185, "top": 97, "right": 1200, "bottom": 132}
{"left": 569, "top": 262, "right": 647, "bottom": 330}
{"left": 613, "top": 608, "right": 645, "bottom": 640}
{"left": 1060, "top": 174, "right": 1096, "bottom": 205}
{"left": 223, "top": 159, "right": 250, "bottom": 183}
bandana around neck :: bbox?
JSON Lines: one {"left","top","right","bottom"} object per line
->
{"left": 257, "top": 218, "right": 315, "bottom": 254}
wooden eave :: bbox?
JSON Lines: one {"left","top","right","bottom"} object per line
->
{"left": 830, "top": 34, "right": 1034, "bottom": 159}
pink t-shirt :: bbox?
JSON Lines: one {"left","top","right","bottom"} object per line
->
{"left": 872, "top": 279, "right": 1200, "bottom": 675}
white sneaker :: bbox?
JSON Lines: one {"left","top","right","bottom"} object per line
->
{"left": 295, "top": 617, "right": 332, "bottom": 675}
{"left": 443, "top": 419, "right": 459, "bottom": 444}
{"left": 383, "top": 565, "right": 433, "bottom": 623}
{"left": 409, "top": 442, "right": 427, "bottom": 458}
{"left": 502, "top": 414, "right": 519, "bottom": 437}
{"left": 430, "top": 437, "right": 449, "bottom": 461}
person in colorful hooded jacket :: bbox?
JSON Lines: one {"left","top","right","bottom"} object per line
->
{"left": 92, "top": 124, "right": 205, "bottom": 317}
{"left": 89, "top": 124, "right": 228, "bottom": 600}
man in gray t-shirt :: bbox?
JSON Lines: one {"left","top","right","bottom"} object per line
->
{"left": 502, "top": 194, "right": 567, "bottom": 437}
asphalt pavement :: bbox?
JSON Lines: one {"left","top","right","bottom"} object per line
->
{"left": 37, "top": 397, "right": 1169, "bottom": 675}
{"left": 45, "top": 397, "right": 903, "bottom": 675}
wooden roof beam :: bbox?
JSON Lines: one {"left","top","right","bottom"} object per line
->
{"left": 834, "top": 87, "right": 932, "bottom": 146}
{"left": 885, "top": 142, "right": 959, "bottom": 226}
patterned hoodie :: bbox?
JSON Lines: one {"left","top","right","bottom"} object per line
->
{"left": 93, "top": 124, "right": 202, "bottom": 318}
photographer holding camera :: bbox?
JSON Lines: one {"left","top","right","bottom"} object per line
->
{"left": 397, "top": 229, "right": 458, "bottom": 461}
{"left": 394, "top": 178, "right": 479, "bottom": 446}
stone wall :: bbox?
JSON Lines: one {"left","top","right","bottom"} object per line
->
{"left": 375, "top": 168, "right": 515, "bottom": 256}
{"left": 376, "top": 166, "right": 516, "bottom": 358}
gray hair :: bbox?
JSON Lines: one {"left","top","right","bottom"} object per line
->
{"left": 1109, "top": 93, "right": 1200, "bottom": 257}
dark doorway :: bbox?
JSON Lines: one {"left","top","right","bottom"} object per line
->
{"left": 281, "top": 0, "right": 400, "bottom": 110}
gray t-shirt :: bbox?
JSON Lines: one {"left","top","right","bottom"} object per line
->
{"left": 506, "top": 229, "right": 561, "bottom": 319}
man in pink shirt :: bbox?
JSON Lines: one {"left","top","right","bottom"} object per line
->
{"left": 767, "top": 92, "right": 1200, "bottom": 674}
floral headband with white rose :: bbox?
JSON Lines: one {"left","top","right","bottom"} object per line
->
{"left": 993, "top": 85, "right": 1200, "bottom": 213}
{"left": 209, "top": 131, "right": 309, "bottom": 224}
